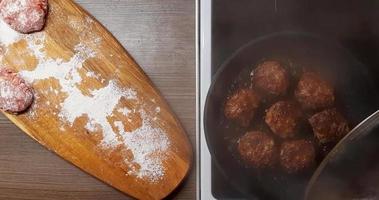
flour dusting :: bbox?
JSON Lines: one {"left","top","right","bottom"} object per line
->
{"left": 85, "top": 71, "right": 98, "bottom": 78}
{"left": 115, "top": 112, "right": 170, "bottom": 181}
{"left": 85, "top": 119, "right": 99, "bottom": 132}
{"left": 0, "top": 20, "right": 21, "bottom": 46}
{"left": 0, "top": 16, "right": 170, "bottom": 182}
{"left": 118, "top": 107, "right": 131, "bottom": 116}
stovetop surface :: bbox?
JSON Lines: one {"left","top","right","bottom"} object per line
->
{"left": 211, "top": 0, "right": 379, "bottom": 199}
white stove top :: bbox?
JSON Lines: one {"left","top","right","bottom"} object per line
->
{"left": 197, "top": 0, "right": 214, "bottom": 199}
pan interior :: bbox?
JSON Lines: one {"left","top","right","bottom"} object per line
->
{"left": 204, "top": 32, "right": 379, "bottom": 199}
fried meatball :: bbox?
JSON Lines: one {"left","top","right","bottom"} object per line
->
{"left": 238, "top": 131, "right": 277, "bottom": 169}
{"left": 280, "top": 139, "right": 315, "bottom": 173}
{"left": 251, "top": 60, "right": 289, "bottom": 97}
{"left": 265, "top": 101, "right": 302, "bottom": 138}
{"left": 309, "top": 108, "right": 350, "bottom": 144}
{"left": 224, "top": 88, "right": 260, "bottom": 127}
{"left": 295, "top": 72, "right": 335, "bottom": 110}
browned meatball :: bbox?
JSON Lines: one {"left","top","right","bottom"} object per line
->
{"left": 309, "top": 108, "right": 350, "bottom": 144}
{"left": 280, "top": 139, "right": 315, "bottom": 173}
{"left": 265, "top": 101, "right": 302, "bottom": 139}
{"left": 224, "top": 88, "right": 261, "bottom": 127}
{"left": 252, "top": 60, "right": 289, "bottom": 96}
{"left": 238, "top": 131, "right": 277, "bottom": 169}
{"left": 295, "top": 72, "right": 335, "bottom": 110}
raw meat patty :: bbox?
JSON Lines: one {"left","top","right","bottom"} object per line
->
{"left": 0, "top": 67, "right": 34, "bottom": 113}
{"left": 0, "top": 0, "right": 48, "bottom": 33}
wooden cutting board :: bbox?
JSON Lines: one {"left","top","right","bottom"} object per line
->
{"left": 0, "top": 0, "right": 192, "bottom": 199}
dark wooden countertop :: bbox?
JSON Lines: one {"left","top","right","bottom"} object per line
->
{"left": 0, "top": 0, "right": 195, "bottom": 199}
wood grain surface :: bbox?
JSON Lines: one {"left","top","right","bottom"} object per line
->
{"left": 0, "top": 0, "right": 195, "bottom": 199}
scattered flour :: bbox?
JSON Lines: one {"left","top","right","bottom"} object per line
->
{"left": 85, "top": 16, "right": 94, "bottom": 24}
{"left": 114, "top": 112, "right": 170, "bottom": 181}
{"left": 118, "top": 107, "right": 131, "bottom": 116}
{"left": 0, "top": 18, "right": 170, "bottom": 182}
{"left": 68, "top": 18, "right": 81, "bottom": 31}
{"left": 59, "top": 79, "right": 137, "bottom": 147}
{"left": 85, "top": 119, "right": 99, "bottom": 132}
{"left": 85, "top": 71, "right": 98, "bottom": 78}
{"left": 0, "top": 19, "right": 21, "bottom": 46}
{"left": 155, "top": 107, "right": 161, "bottom": 113}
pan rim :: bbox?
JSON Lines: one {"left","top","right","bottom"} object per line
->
{"left": 203, "top": 30, "right": 378, "bottom": 199}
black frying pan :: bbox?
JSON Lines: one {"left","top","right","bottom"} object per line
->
{"left": 204, "top": 32, "right": 379, "bottom": 199}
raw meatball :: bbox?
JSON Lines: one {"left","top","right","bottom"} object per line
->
{"left": 251, "top": 60, "right": 289, "bottom": 96}
{"left": 295, "top": 72, "right": 335, "bottom": 110}
{"left": 0, "top": 0, "right": 48, "bottom": 33}
{"left": 309, "top": 108, "right": 350, "bottom": 144}
{"left": 224, "top": 88, "right": 260, "bottom": 127}
{"left": 0, "top": 67, "right": 34, "bottom": 113}
{"left": 265, "top": 101, "right": 302, "bottom": 139}
{"left": 280, "top": 139, "right": 315, "bottom": 173}
{"left": 238, "top": 131, "right": 277, "bottom": 169}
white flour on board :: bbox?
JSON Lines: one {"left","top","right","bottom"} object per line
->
{"left": 114, "top": 110, "right": 169, "bottom": 182}
{"left": 0, "top": 20, "right": 21, "bottom": 46}
{"left": 0, "top": 18, "right": 170, "bottom": 182}
{"left": 118, "top": 107, "right": 131, "bottom": 116}
{"left": 85, "top": 71, "right": 98, "bottom": 78}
